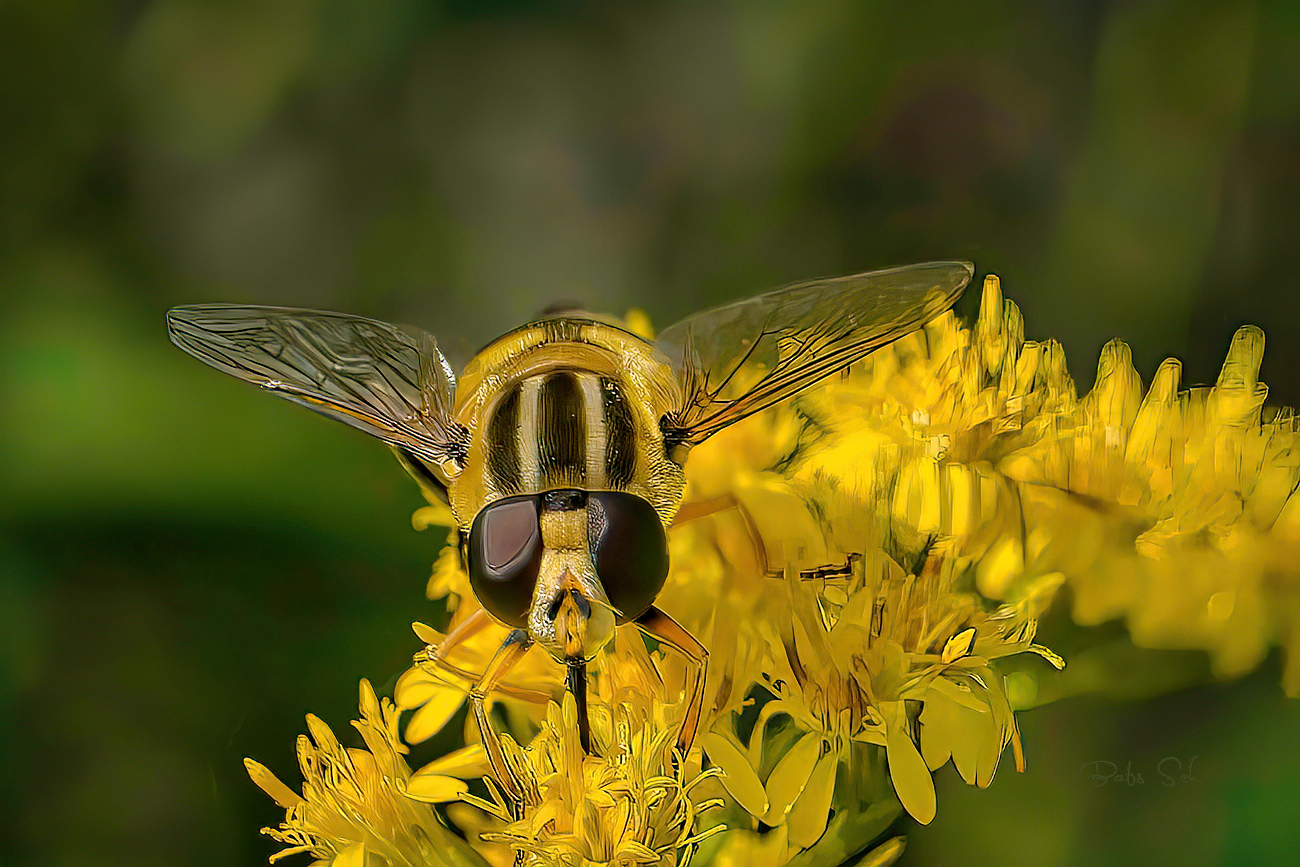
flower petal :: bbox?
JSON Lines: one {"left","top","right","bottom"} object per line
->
{"left": 404, "top": 684, "right": 469, "bottom": 744}
{"left": 764, "top": 732, "right": 823, "bottom": 824}
{"left": 413, "top": 743, "right": 490, "bottom": 779}
{"left": 940, "top": 627, "right": 977, "bottom": 663}
{"left": 243, "top": 758, "right": 302, "bottom": 808}
{"left": 405, "top": 773, "right": 469, "bottom": 804}
{"left": 786, "top": 747, "right": 838, "bottom": 849}
{"left": 412, "top": 501, "right": 455, "bottom": 530}
{"left": 394, "top": 664, "right": 441, "bottom": 710}
{"left": 331, "top": 843, "right": 366, "bottom": 867}
{"left": 411, "top": 621, "right": 445, "bottom": 646}
{"left": 886, "top": 723, "right": 936, "bottom": 824}
{"left": 848, "top": 836, "right": 907, "bottom": 867}
{"left": 702, "top": 731, "right": 768, "bottom": 817}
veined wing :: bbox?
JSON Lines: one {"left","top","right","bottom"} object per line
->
{"left": 655, "top": 261, "right": 973, "bottom": 445}
{"left": 166, "top": 305, "right": 468, "bottom": 473}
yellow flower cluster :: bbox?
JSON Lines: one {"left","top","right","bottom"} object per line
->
{"left": 472, "top": 686, "right": 724, "bottom": 866}
{"left": 247, "top": 275, "right": 1297, "bottom": 866}
{"left": 245, "top": 680, "right": 480, "bottom": 867}
{"left": 790, "top": 276, "right": 1299, "bottom": 693}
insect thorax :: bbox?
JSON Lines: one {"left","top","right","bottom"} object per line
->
{"left": 448, "top": 318, "right": 687, "bottom": 528}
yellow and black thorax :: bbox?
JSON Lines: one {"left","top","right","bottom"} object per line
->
{"left": 448, "top": 317, "right": 687, "bottom": 530}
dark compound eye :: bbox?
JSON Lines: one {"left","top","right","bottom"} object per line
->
{"left": 587, "top": 492, "right": 669, "bottom": 623}
{"left": 467, "top": 495, "right": 543, "bottom": 628}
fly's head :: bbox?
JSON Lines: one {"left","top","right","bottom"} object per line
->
{"left": 527, "top": 491, "right": 617, "bottom": 662}
{"left": 466, "top": 488, "right": 670, "bottom": 662}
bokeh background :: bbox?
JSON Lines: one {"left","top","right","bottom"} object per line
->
{"left": 3, "top": 1, "right": 1299, "bottom": 865}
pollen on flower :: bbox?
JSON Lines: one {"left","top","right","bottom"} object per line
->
{"left": 467, "top": 689, "right": 724, "bottom": 867}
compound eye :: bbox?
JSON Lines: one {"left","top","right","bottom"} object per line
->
{"left": 467, "top": 496, "right": 542, "bottom": 628}
{"left": 588, "top": 492, "right": 669, "bottom": 623}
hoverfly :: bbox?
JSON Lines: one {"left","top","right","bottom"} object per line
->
{"left": 167, "top": 260, "right": 972, "bottom": 789}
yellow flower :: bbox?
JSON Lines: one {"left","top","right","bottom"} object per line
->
{"left": 996, "top": 325, "right": 1300, "bottom": 689}
{"left": 463, "top": 677, "right": 724, "bottom": 867}
{"left": 244, "top": 680, "right": 480, "bottom": 867}
{"left": 697, "top": 550, "right": 1060, "bottom": 852}
{"left": 410, "top": 496, "right": 468, "bottom": 605}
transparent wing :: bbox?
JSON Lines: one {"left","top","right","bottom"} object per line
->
{"left": 655, "top": 261, "right": 974, "bottom": 445}
{"left": 167, "top": 305, "right": 467, "bottom": 471}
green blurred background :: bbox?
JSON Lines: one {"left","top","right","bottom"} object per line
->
{"left": 2, "top": 1, "right": 1299, "bottom": 865}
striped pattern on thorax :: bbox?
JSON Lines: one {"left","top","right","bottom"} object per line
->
{"left": 484, "top": 370, "right": 638, "bottom": 496}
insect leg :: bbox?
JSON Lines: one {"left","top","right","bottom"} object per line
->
{"left": 470, "top": 629, "right": 532, "bottom": 807}
{"left": 674, "top": 494, "right": 862, "bottom": 583}
{"left": 635, "top": 606, "right": 708, "bottom": 757}
{"left": 413, "top": 606, "right": 493, "bottom": 678}
{"left": 671, "top": 493, "right": 776, "bottom": 578}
